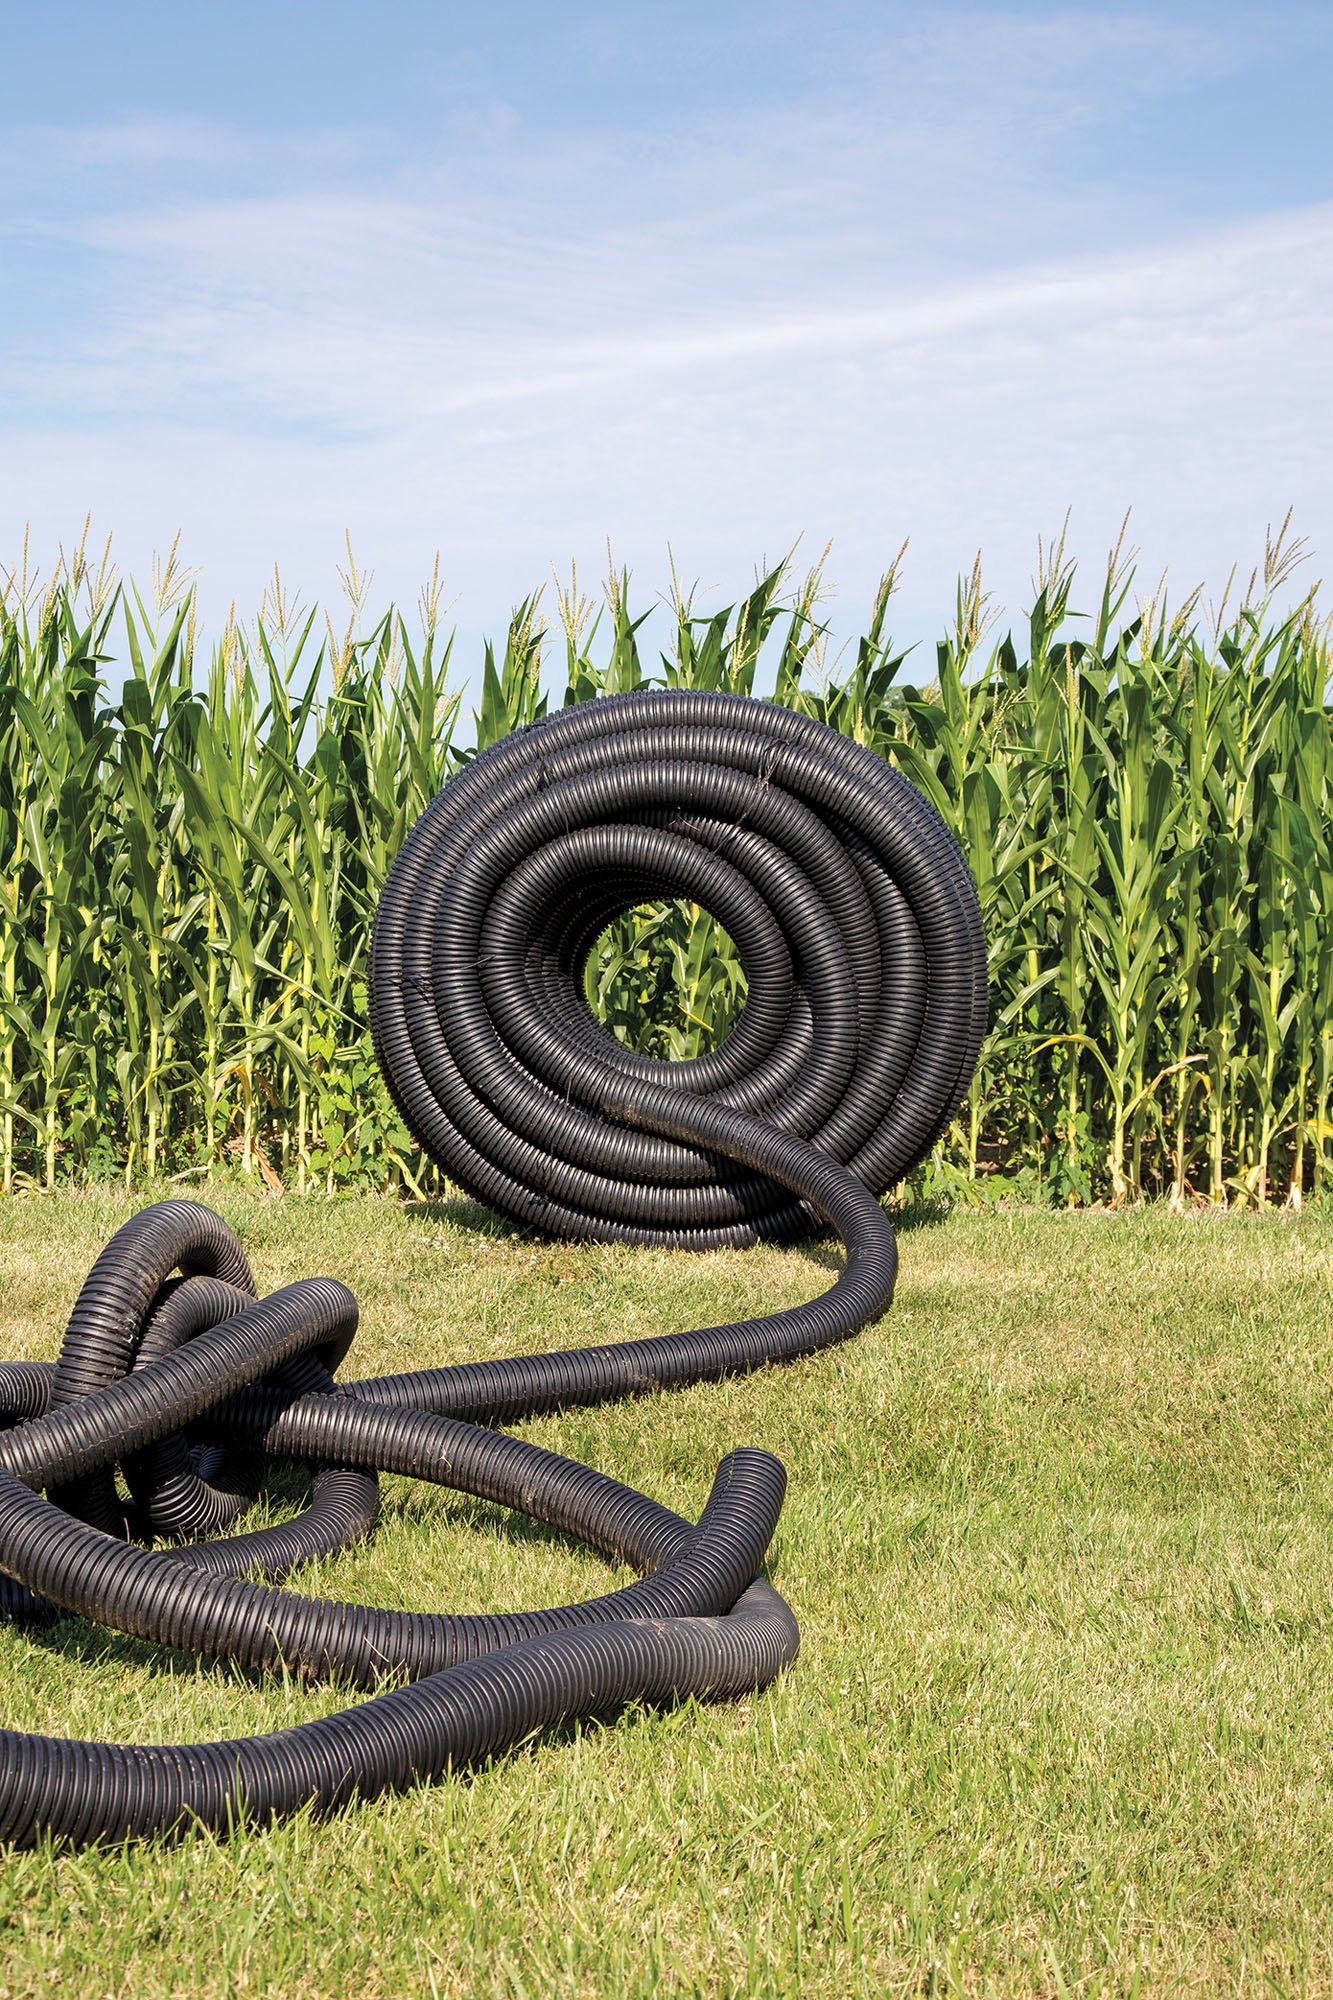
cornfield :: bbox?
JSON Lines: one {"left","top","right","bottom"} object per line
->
{"left": 1, "top": 520, "right": 1329, "bottom": 1206}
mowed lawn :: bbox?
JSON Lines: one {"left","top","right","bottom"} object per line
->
{"left": 0, "top": 1193, "right": 1330, "bottom": 1999}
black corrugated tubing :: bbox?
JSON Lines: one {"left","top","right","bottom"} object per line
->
{"left": 0, "top": 691, "right": 984, "bottom": 1844}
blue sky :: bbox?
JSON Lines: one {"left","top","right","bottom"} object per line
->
{"left": 1, "top": 0, "right": 1329, "bottom": 675}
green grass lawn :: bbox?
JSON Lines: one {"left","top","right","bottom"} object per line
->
{"left": 0, "top": 1193, "right": 1330, "bottom": 1998}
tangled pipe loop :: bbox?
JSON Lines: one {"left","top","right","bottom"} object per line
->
{"left": 0, "top": 692, "right": 985, "bottom": 1845}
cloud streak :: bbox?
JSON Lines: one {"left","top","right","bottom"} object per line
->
{"left": 1, "top": 5, "right": 1329, "bottom": 664}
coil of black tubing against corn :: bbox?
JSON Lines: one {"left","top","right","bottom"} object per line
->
{"left": 0, "top": 690, "right": 986, "bottom": 1844}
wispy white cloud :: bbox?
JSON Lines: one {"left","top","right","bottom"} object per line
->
{"left": 0, "top": 113, "right": 379, "bottom": 187}
{"left": 0, "top": 5, "right": 1328, "bottom": 663}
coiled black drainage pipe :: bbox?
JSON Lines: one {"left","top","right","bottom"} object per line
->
{"left": 0, "top": 691, "right": 985, "bottom": 1845}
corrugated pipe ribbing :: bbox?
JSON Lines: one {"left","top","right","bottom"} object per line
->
{"left": 0, "top": 691, "right": 984, "bottom": 1843}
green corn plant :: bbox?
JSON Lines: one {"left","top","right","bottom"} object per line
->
{"left": 1283, "top": 605, "right": 1333, "bottom": 1199}
{"left": 182, "top": 616, "right": 269, "bottom": 1162}
{"left": 9, "top": 592, "right": 117, "bottom": 1186}
{"left": 473, "top": 596, "right": 547, "bottom": 752}
{"left": 661, "top": 556, "right": 790, "bottom": 698}
{"left": 1081, "top": 671, "right": 1187, "bottom": 1201}
{"left": 2, "top": 526, "right": 1330, "bottom": 1202}
{"left": 110, "top": 594, "right": 204, "bottom": 1180}
{"left": 770, "top": 545, "right": 839, "bottom": 716}
{"left": 557, "top": 557, "right": 651, "bottom": 705}
{"left": 0, "top": 600, "right": 34, "bottom": 1191}
{"left": 886, "top": 560, "right": 1047, "bottom": 1180}
{"left": 799, "top": 548, "right": 910, "bottom": 750}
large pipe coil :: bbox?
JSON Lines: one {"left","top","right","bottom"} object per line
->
{"left": 0, "top": 690, "right": 985, "bottom": 1843}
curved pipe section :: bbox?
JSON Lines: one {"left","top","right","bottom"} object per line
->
{"left": 0, "top": 693, "right": 984, "bottom": 1843}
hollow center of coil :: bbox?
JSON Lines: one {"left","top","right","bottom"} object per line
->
{"left": 582, "top": 899, "right": 749, "bottom": 1062}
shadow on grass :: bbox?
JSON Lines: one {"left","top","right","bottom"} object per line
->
{"left": 10, "top": 1482, "right": 648, "bottom": 1690}
{"left": 403, "top": 1196, "right": 522, "bottom": 1237}
{"left": 404, "top": 1193, "right": 953, "bottom": 1260}
{"left": 24, "top": 1670, "right": 783, "bottom": 1854}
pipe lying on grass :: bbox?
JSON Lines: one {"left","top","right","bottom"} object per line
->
{"left": 0, "top": 691, "right": 985, "bottom": 1843}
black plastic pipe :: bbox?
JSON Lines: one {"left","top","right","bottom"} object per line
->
{"left": 0, "top": 690, "right": 984, "bottom": 1843}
